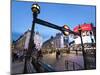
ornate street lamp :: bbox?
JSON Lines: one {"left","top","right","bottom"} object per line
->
{"left": 27, "top": 3, "right": 40, "bottom": 60}
{"left": 78, "top": 25, "right": 87, "bottom": 69}
{"left": 24, "top": 4, "right": 40, "bottom": 73}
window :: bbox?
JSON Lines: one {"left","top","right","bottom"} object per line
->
{"left": 86, "top": 31, "right": 89, "bottom": 36}
{"left": 90, "top": 31, "right": 93, "bottom": 36}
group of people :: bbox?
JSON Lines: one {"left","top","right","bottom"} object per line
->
{"left": 12, "top": 48, "right": 62, "bottom": 63}
{"left": 36, "top": 49, "right": 61, "bottom": 60}
{"left": 37, "top": 49, "right": 43, "bottom": 61}
{"left": 12, "top": 50, "right": 25, "bottom": 62}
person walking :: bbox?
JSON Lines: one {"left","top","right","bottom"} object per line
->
{"left": 56, "top": 49, "right": 60, "bottom": 60}
{"left": 37, "top": 49, "right": 43, "bottom": 61}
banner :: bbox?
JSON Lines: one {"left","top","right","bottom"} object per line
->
{"left": 74, "top": 24, "right": 93, "bottom": 32}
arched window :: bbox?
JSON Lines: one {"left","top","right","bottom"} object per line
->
{"left": 86, "top": 31, "right": 89, "bottom": 36}
{"left": 90, "top": 31, "right": 93, "bottom": 36}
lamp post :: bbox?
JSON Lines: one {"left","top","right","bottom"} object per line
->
{"left": 27, "top": 4, "right": 40, "bottom": 57}
{"left": 78, "top": 25, "right": 87, "bottom": 69}
{"left": 90, "top": 31, "right": 94, "bottom": 47}
{"left": 23, "top": 4, "right": 40, "bottom": 73}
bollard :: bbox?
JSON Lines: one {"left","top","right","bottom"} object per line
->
{"left": 65, "top": 60, "right": 69, "bottom": 70}
{"left": 73, "top": 62, "right": 75, "bottom": 70}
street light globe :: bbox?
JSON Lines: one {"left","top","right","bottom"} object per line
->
{"left": 31, "top": 4, "right": 40, "bottom": 14}
{"left": 63, "top": 31, "right": 69, "bottom": 36}
{"left": 64, "top": 25, "right": 69, "bottom": 30}
{"left": 62, "top": 25, "right": 69, "bottom": 36}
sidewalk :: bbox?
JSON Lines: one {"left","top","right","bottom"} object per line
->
{"left": 11, "top": 61, "right": 24, "bottom": 74}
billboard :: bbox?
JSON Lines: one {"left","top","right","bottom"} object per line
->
{"left": 73, "top": 24, "right": 92, "bottom": 33}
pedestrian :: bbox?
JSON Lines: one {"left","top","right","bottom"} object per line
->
{"left": 17, "top": 51, "right": 21, "bottom": 62}
{"left": 75, "top": 49, "right": 78, "bottom": 55}
{"left": 20, "top": 50, "right": 24, "bottom": 61}
{"left": 12, "top": 52, "right": 18, "bottom": 62}
{"left": 56, "top": 49, "right": 60, "bottom": 59}
{"left": 56, "top": 50, "right": 58, "bottom": 59}
{"left": 12, "top": 52, "right": 16, "bottom": 62}
{"left": 37, "top": 49, "right": 43, "bottom": 61}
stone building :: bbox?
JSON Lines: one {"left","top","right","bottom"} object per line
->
{"left": 42, "top": 33, "right": 69, "bottom": 52}
{"left": 14, "top": 30, "right": 43, "bottom": 52}
{"left": 68, "top": 23, "right": 96, "bottom": 50}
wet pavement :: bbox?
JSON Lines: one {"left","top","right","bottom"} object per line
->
{"left": 42, "top": 52, "right": 84, "bottom": 71}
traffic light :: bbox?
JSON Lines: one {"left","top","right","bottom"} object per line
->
{"left": 62, "top": 25, "right": 70, "bottom": 36}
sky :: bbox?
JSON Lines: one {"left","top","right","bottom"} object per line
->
{"left": 12, "top": 0, "right": 96, "bottom": 42}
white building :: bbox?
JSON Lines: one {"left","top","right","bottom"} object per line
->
{"left": 74, "top": 35, "right": 95, "bottom": 44}
{"left": 53, "top": 33, "right": 64, "bottom": 48}
{"left": 15, "top": 30, "right": 43, "bottom": 51}
{"left": 34, "top": 32, "right": 43, "bottom": 50}
{"left": 67, "top": 23, "right": 96, "bottom": 50}
{"left": 42, "top": 33, "right": 68, "bottom": 50}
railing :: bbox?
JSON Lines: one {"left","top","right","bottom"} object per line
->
{"left": 65, "top": 60, "right": 83, "bottom": 71}
{"left": 85, "top": 49, "right": 96, "bottom": 69}
{"left": 23, "top": 56, "right": 37, "bottom": 74}
{"left": 38, "top": 61, "right": 56, "bottom": 72}
{"left": 26, "top": 61, "right": 37, "bottom": 73}
{"left": 31, "top": 57, "right": 56, "bottom": 73}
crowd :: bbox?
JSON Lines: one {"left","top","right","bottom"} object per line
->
{"left": 12, "top": 48, "right": 62, "bottom": 63}
{"left": 12, "top": 50, "right": 25, "bottom": 62}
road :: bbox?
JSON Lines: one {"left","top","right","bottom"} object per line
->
{"left": 11, "top": 51, "right": 95, "bottom": 73}
{"left": 42, "top": 52, "right": 84, "bottom": 71}
{"left": 11, "top": 61, "right": 24, "bottom": 74}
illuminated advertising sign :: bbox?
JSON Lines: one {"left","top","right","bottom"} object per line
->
{"left": 73, "top": 24, "right": 92, "bottom": 32}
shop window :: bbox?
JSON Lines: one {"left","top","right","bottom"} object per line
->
{"left": 90, "top": 31, "right": 93, "bottom": 36}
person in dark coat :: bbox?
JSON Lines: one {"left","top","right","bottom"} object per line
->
{"left": 12, "top": 52, "right": 18, "bottom": 62}
{"left": 37, "top": 49, "right": 43, "bottom": 60}
{"left": 56, "top": 49, "right": 60, "bottom": 59}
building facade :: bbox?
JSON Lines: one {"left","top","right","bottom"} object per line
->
{"left": 68, "top": 23, "right": 96, "bottom": 50}
{"left": 14, "top": 30, "right": 43, "bottom": 51}
{"left": 42, "top": 33, "right": 69, "bottom": 52}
